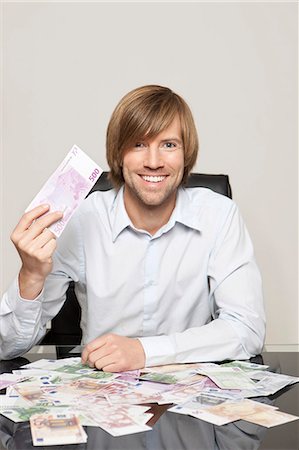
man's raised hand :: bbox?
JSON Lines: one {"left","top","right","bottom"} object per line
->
{"left": 10, "top": 204, "right": 63, "bottom": 299}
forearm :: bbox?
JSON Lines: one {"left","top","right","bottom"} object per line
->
{"left": 139, "top": 316, "right": 265, "bottom": 367}
{"left": 0, "top": 277, "right": 46, "bottom": 359}
{"left": 0, "top": 268, "right": 72, "bottom": 360}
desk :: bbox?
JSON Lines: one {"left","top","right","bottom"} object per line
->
{"left": 0, "top": 347, "right": 298, "bottom": 450}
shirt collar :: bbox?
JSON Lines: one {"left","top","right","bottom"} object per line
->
{"left": 111, "top": 186, "right": 202, "bottom": 242}
{"left": 111, "top": 186, "right": 132, "bottom": 242}
{"left": 171, "top": 187, "right": 202, "bottom": 232}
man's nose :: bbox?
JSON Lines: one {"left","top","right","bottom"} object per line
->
{"left": 144, "top": 147, "right": 164, "bottom": 169}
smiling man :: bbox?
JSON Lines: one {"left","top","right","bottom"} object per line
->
{"left": 122, "top": 116, "right": 185, "bottom": 235}
{"left": 0, "top": 85, "right": 266, "bottom": 368}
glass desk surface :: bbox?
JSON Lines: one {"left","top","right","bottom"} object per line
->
{"left": 0, "top": 346, "right": 298, "bottom": 450}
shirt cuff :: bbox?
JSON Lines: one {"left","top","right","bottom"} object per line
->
{"left": 138, "top": 335, "right": 177, "bottom": 367}
{"left": 3, "top": 276, "right": 43, "bottom": 316}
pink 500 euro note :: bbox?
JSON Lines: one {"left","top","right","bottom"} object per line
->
{"left": 26, "top": 145, "right": 103, "bottom": 237}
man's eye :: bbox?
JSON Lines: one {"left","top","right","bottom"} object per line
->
{"left": 162, "top": 142, "right": 176, "bottom": 149}
{"left": 134, "top": 143, "right": 146, "bottom": 149}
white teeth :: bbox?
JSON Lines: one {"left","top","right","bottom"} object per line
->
{"left": 142, "top": 175, "right": 166, "bottom": 183}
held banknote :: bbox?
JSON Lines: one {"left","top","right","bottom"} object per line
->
{"left": 25, "top": 145, "right": 103, "bottom": 237}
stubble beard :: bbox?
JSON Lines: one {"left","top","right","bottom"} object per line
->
{"left": 125, "top": 175, "right": 181, "bottom": 209}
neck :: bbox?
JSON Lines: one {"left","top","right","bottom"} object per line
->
{"left": 123, "top": 188, "right": 177, "bottom": 235}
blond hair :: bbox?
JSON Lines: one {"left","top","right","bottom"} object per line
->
{"left": 106, "top": 85, "right": 199, "bottom": 188}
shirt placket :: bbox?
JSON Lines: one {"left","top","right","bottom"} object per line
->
{"left": 143, "top": 237, "right": 159, "bottom": 336}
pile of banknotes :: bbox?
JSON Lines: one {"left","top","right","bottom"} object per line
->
{"left": 0, "top": 358, "right": 298, "bottom": 445}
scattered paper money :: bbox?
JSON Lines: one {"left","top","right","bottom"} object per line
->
{"left": 196, "top": 366, "right": 256, "bottom": 390}
{"left": 21, "top": 357, "right": 82, "bottom": 370}
{"left": 246, "top": 371, "right": 299, "bottom": 397}
{"left": 20, "top": 357, "right": 116, "bottom": 380}
{"left": 139, "top": 370, "right": 191, "bottom": 385}
{"left": 0, "top": 373, "right": 29, "bottom": 390}
{"left": 1, "top": 357, "right": 298, "bottom": 441}
{"left": 169, "top": 397, "right": 278, "bottom": 426}
{"left": 81, "top": 405, "right": 152, "bottom": 436}
{"left": 220, "top": 361, "right": 269, "bottom": 371}
{"left": 30, "top": 411, "right": 87, "bottom": 445}
{"left": 242, "top": 409, "right": 299, "bottom": 428}
{"left": 25, "top": 145, "right": 103, "bottom": 237}
{"left": 142, "top": 363, "right": 211, "bottom": 374}
{"left": 158, "top": 381, "right": 206, "bottom": 405}
{"left": 0, "top": 405, "right": 67, "bottom": 423}
{"left": 204, "top": 399, "right": 277, "bottom": 422}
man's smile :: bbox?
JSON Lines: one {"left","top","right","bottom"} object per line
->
{"left": 140, "top": 175, "right": 167, "bottom": 183}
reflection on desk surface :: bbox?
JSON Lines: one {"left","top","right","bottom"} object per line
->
{"left": 0, "top": 348, "right": 298, "bottom": 450}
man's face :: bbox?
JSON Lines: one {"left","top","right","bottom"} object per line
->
{"left": 122, "top": 115, "right": 184, "bottom": 210}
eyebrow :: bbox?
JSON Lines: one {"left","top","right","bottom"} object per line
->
{"left": 160, "top": 137, "right": 182, "bottom": 144}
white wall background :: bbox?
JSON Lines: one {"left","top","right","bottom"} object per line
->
{"left": 1, "top": 1, "right": 298, "bottom": 346}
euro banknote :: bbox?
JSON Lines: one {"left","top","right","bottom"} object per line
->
{"left": 25, "top": 145, "right": 103, "bottom": 237}
{"left": 30, "top": 411, "right": 87, "bottom": 445}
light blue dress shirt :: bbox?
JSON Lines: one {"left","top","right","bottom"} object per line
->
{"left": 0, "top": 187, "right": 265, "bottom": 363}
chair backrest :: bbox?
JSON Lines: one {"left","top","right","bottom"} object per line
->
{"left": 89, "top": 172, "right": 232, "bottom": 198}
{"left": 41, "top": 172, "right": 232, "bottom": 345}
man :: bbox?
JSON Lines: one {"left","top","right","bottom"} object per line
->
{"left": 0, "top": 85, "right": 266, "bottom": 369}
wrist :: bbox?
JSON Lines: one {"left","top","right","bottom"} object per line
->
{"left": 18, "top": 268, "right": 45, "bottom": 300}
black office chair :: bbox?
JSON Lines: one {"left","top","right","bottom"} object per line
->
{"left": 41, "top": 172, "right": 232, "bottom": 345}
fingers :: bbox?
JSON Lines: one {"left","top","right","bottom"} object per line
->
{"left": 100, "top": 362, "right": 122, "bottom": 372}
{"left": 12, "top": 205, "right": 63, "bottom": 240}
{"left": 86, "top": 345, "right": 115, "bottom": 368}
{"left": 33, "top": 237, "right": 57, "bottom": 263}
{"left": 19, "top": 227, "right": 53, "bottom": 252}
{"left": 81, "top": 334, "right": 123, "bottom": 371}
{"left": 83, "top": 346, "right": 121, "bottom": 372}
{"left": 81, "top": 334, "right": 145, "bottom": 373}
{"left": 12, "top": 222, "right": 59, "bottom": 261}
{"left": 10, "top": 206, "right": 64, "bottom": 282}
{"left": 94, "top": 354, "right": 118, "bottom": 372}
{"left": 11, "top": 209, "right": 63, "bottom": 249}
{"left": 25, "top": 212, "right": 62, "bottom": 240}
{"left": 13, "top": 205, "right": 50, "bottom": 234}
{"left": 81, "top": 337, "right": 107, "bottom": 364}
